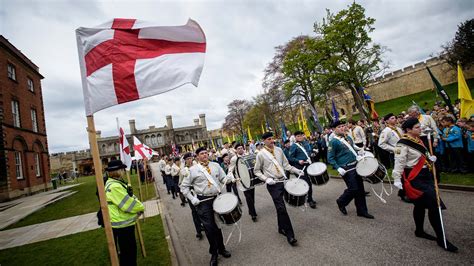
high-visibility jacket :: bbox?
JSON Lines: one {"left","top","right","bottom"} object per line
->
{"left": 105, "top": 178, "right": 144, "bottom": 228}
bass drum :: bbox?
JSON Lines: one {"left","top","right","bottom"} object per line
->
{"left": 236, "top": 155, "right": 263, "bottom": 190}
{"left": 213, "top": 193, "right": 242, "bottom": 225}
{"left": 306, "top": 162, "right": 330, "bottom": 185}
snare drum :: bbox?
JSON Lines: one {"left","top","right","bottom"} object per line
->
{"left": 356, "top": 157, "right": 386, "bottom": 184}
{"left": 306, "top": 162, "right": 330, "bottom": 185}
{"left": 284, "top": 179, "right": 309, "bottom": 207}
{"left": 213, "top": 193, "right": 242, "bottom": 225}
{"left": 236, "top": 155, "right": 263, "bottom": 190}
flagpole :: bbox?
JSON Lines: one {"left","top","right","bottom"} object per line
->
{"left": 144, "top": 159, "right": 149, "bottom": 198}
{"left": 124, "top": 170, "right": 147, "bottom": 258}
{"left": 87, "top": 115, "right": 119, "bottom": 266}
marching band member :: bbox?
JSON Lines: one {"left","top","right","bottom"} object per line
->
{"left": 347, "top": 119, "right": 366, "bottom": 149}
{"left": 229, "top": 143, "right": 258, "bottom": 222}
{"left": 288, "top": 131, "right": 317, "bottom": 209}
{"left": 378, "top": 113, "right": 410, "bottom": 202}
{"left": 158, "top": 155, "right": 167, "bottom": 185}
{"left": 254, "top": 132, "right": 303, "bottom": 246}
{"left": 180, "top": 153, "right": 203, "bottom": 240}
{"left": 171, "top": 158, "right": 184, "bottom": 205}
{"left": 392, "top": 118, "right": 458, "bottom": 252}
{"left": 164, "top": 158, "right": 174, "bottom": 198}
{"left": 181, "top": 147, "right": 234, "bottom": 266}
{"left": 328, "top": 121, "right": 374, "bottom": 219}
{"left": 220, "top": 153, "right": 242, "bottom": 205}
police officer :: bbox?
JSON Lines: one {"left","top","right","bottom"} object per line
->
{"left": 392, "top": 118, "right": 458, "bottom": 252}
{"left": 180, "top": 153, "right": 203, "bottom": 239}
{"left": 288, "top": 131, "right": 317, "bottom": 209}
{"left": 181, "top": 147, "right": 233, "bottom": 266}
{"left": 328, "top": 121, "right": 374, "bottom": 219}
{"left": 105, "top": 160, "right": 145, "bottom": 266}
{"left": 254, "top": 132, "right": 303, "bottom": 246}
{"left": 229, "top": 143, "right": 258, "bottom": 221}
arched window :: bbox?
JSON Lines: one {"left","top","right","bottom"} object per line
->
{"left": 340, "top": 108, "right": 346, "bottom": 115}
{"left": 151, "top": 135, "right": 157, "bottom": 146}
{"left": 101, "top": 144, "right": 106, "bottom": 153}
{"left": 157, "top": 134, "right": 163, "bottom": 144}
{"left": 145, "top": 135, "right": 150, "bottom": 145}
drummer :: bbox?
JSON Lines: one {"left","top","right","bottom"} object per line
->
{"left": 288, "top": 131, "right": 317, "bottom": 209}
{"left": 392, "top": 118, "right": 458, "bottom": 252}
{"left": 180, "top": 147, "right": 234, "bottom": 265}
{"left": 254, "top": 132, "right": 303, "bottom": 246}
{"left": 228, "top": 143, "right": 258, "bottom": 222}
{"left": 328, "top": 121, "right": 375, "bottom": 219}
{"left": 378, "top": 113, "right": 410, "bottom": 203}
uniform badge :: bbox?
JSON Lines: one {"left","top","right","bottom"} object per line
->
{"left": 395, "top": 148, "right": 401, "bottom": 155}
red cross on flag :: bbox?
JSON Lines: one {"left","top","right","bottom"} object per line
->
{"left": 76, "top": 18, "right": 206, "bottom": 115}
{"left": 133, "top": 136, "right": 155, "bottom": 160}
{"left": 118, "top": 127, "right": 132, "bottom": 170}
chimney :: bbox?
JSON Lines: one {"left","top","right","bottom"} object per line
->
{"left": 96, "top": 130, "right": 101, "bottom": 138}
{"left": 129, "top": 119, "right": 136, "bottom": 134}
{"left": 166, "top": 115, "right": 173, "bottom": 129}
{"left": 194, "top": 119, "right": 199, "bottom": 126}
{"left": 199, "top": 113, "right": 206, "bottom": 128}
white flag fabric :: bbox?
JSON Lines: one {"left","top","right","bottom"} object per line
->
{"left": 76, "top": 18, "right": 206, "bottom": 115}
{"left": 119, "top": 127, "right": 132, "bottom": 170}
{"left": 133, "top": 136, "right": 154, "bottom": 160}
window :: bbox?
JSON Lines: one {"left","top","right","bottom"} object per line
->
{"left": 27, "top": 78, "right": 34, "bottom": 92}
{"left": 35, "top": 153, "right": 41, "bottom": 177}
{"left": 31, "top": 109, "right": 38, "bottom": 132}
{"left": 340, "top": 108, "right": 346, "bottom": 115}
{"left": 15, "top": 151, "right": 23, "bottom": 179}
{"left": 11, "top": 100, "right": 20, "bottom": 127}
{"left": 7, "top": 63, "right": 16, "bottom": 81}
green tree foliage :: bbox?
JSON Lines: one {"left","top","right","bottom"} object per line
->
{"left": 314, "top": 3, "right": 388, "bottom": 120}
{"left": 442, "top": 19, "right": 474, "bottom": 69}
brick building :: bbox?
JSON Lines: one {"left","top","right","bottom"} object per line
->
{"left": 0, "top": 35, "right": 50, "bottom": 201}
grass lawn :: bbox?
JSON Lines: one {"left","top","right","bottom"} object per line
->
{"left": 326, "top": 165, "right": 474, "bottom": 186}
{"left": 6, "top": 173, "right": 156, "bottom": 230}
{"left": 0, "top": 215, "right": 171, "bottom": 266}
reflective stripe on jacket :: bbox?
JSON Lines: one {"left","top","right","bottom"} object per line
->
{"left": 105, "top": 178, "right": 144, "bottom": 228}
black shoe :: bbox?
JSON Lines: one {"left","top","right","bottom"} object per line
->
{"left": 219, "top": 249, "right": 231, "bottom": 258}
{"left": 210, "top": 254, "right": 218, "bottom": 266}
{"left": 401, "top": 196, "right": 413, "bottom": 203}
{"left": 196, "top": 233, "right": 203, "bottom": 240}
{"left": 167, "top": 191, "right": 170, "bottom": 194}
{"left": 288, "top": 237, "right": 298, "bottom": 246}
{"left": 336, "top": 200, "right": 347, "bottom": 215}
{"left": 251, "top": 216, "right": 257, "bottom": 222}
{"left": 278, "top": 229, "right": 287, "bottom": 237}
{"left": 309, "top": 201, "right": 317, "bottom": 209}
{"left": 415, "top": 230, "right": 437, "bottom": 241}
{"left": 438, "top": 240, "right": 458, "bottom": 253}
{"left": 357, "top": 213, "right": 375, "bottom": 219}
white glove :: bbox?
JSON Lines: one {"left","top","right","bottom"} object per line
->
{"left": 191, "top": 197, "right": 200, "bottom": 206}
{"left": 394, "top": 180, "right": 403, "bottom": 190}
{"left": 428, "top": 155, "right": 437, "bottom": 162}
{"left": 356, "top": 155, "right": 363, "bottom": 161}
{"left": 265, "top": 178, "right": 276, "bottom": 185}
{"left": 298, "top": 170, "right": 305, "bottom": 177}
{"left": 358, "top": 150, "right": 365, "bottom": 156}
{"left": 337, "top": 168, "right": 346, "bottom": 176}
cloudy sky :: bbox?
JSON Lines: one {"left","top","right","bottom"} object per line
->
{"left": 1, "top": 0, "right": 472, "bottom": 153}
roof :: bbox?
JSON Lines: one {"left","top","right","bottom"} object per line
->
{"left": 0, "top": 35, "right": 44, "bottom": 78}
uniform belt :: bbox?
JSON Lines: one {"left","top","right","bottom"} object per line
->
{"left": 197, "top": 194, "right": 217, "bottom": 200}
{"left": 343, "top": 161, "right": 357, "bottom": 167}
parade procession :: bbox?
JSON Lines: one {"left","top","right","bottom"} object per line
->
{"left": 1, "top": 1, "right": 474, "bottom": 266}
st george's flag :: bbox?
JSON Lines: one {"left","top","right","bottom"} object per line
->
{"left": 133, "top": 136, "right": 155, "bottom": 160}
{"left": 76, "top": 18, "right": 206, "bottom": 115}
{"left": 118, "top": 127, "right": 132, "bottom": 170}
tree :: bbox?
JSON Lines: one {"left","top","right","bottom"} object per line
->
{"left": 222, "top": 99, "right": 252, "bottom": 137}
{"left": 264, "top": 35, "right": 335, "bottom": 132}
{"left": 314, "top": 3, "right": 388, "bottom": 120}
{"left": 441, "top": 19, "right": 474, "bottom": 69}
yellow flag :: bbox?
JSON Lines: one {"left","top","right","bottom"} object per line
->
{"left": 247, "top": 126, "right": 253, "bottom": 141}
{"left": 232, "top": 133, "right": 236, "bottom": 142}
{"left": 227, "top": 135, "right": 231, "bottom": 144}
{"left": 261, "top": 123, "right": 265, "bottom": 134}
{"left": 458, "top": 64, "right": 474, "bottom": 119}
{"left": 300, "top": 107, "right": 311, "bottom": 137}
{"left": 297, "top": 115, "right": 302, "bottom": 130}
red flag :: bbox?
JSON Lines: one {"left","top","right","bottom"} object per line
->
{"left": 119, "top": 127, "right": 132, "bottom": 170}
{"left": 76, "top": 18, "right": 206, "bottom": 115}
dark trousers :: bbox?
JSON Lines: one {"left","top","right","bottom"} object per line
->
{"left": 337, "top": 168, "right": 368, "bottom": 215}
{"left": 295, "top": 164, "right": 315, "bottom": 203}
{"left": 161, "top": 171, "right": 166, "bottom": 184}
{"left": 413, "top": 202, "right": 444, "bottom": 243}
{"left": 113, "top": 225, "right": 137, "bottom": 266}
{"left": 172, "top": 176, "right": 179, "bottom": 197}
{"left": 196, "top": 195, "right": 226, "bottom": 255}
{"left": 164, "top": 175, "right": 172, "bottom": 193}
{"left": 320, "top": 148, "right": 327, "bottom": 163}
{"left": 243, "top": 188, "right": 257, "bottom": 217}
{"left": 139, "top": 170, "right": 145, "bottom": 183}
{"left": 188, "top": 199, "right": 203, "bottom": 234}
{"left": 446, "top": 147, "right": 465, "bottom": 172}
{"left": 267, "top": 183, "right": 295, "bottom": 239}
{"left": 226, "top": 183, "right": 242, "bottom": 203}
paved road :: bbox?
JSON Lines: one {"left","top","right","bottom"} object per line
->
{"left": 157, "top": 176, "right": 474, "bottom": 265}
